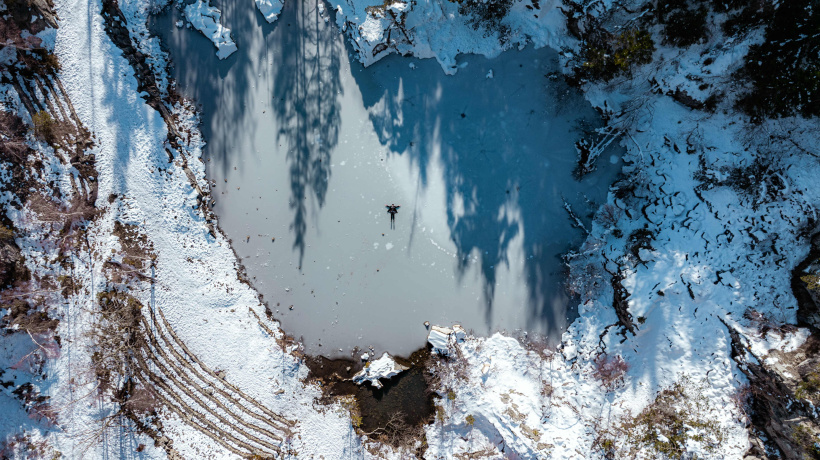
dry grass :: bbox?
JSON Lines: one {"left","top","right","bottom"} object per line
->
{"left": 594, "top": 377, "right": 727, "bottom": 459}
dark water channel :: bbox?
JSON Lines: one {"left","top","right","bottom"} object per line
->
{"left": 150, "top": 0, "right": 622, "bottom": 358}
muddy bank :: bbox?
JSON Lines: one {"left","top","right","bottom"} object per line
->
{"left": 306, "top": 346, "right": 435, "bottom": 447}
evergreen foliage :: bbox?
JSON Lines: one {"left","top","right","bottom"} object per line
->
{"left": 736, "top": 0, "right": 820, "bottom": 119}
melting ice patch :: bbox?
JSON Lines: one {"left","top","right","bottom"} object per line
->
{"left": 254, "top": 0, "right": 283, "bottom": 23}
{"left": 184, "top": 0, "right": 237, "bottom": 59}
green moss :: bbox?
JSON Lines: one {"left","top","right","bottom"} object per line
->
{"left": 580, "top": 29, "right": 655, "bottom": 82}
{"left": 796, "top": 371, "right": 820, "bottom": 402}
{"left": 802, "top": 274, "right": 820, "bottom": 292}
{"left": 0, "top": 224, "right": 14, "bottom": 240}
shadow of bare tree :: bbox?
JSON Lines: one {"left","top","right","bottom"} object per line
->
{"left": 348, "top": 48, "right": 616, "bottom": 337}
{"left": 272, "top": 0, "right": 341, "bottom": 267}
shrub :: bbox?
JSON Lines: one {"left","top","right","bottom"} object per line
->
{"left": 627, "top": 227, "right": 655, "bottom": 260}
{"left": 594, "top": 203, "right": 622, "bottom": 230}
{"left": 792, "top": 424, "right": 820, "bottom": 455}
{"left": 657, "top": 0, "right": 709, "bottom": 46}
{"left": 720, "top": 0, "right": 775, "bottom": 36}
{"left": 31, "top": 111, "right": 54, "bottom": 143}
{"left": 796, "top": 371, "right": 820, "bottom": 402}
{"left": 566, "top": 261, "right": 606, "bottom": 300}
{"left": 0, "top": 224, "right": 14, "bottom": 240}
{"left": 451, "top": 0, "right": 514, "bottom": 40}
{"left": 619, "top": 379, "right": 726, "bottom": 458}
{"left": 0, "top": 111, "right": 31, "bottom": 164}
{"left": 727, "top": 156, "right": 788, "bottom": 209}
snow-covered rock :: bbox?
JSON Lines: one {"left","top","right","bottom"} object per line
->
{"left": 254, "top": 0, "right": 283, "bottom": 23}
{"left": 428, "top": 325, "right": 452, "bottom": 354}
{"left": 427, "top": 324, "right": 467, "bottom": 354}
{"left": 184, "top": 0, "right": 237, "bottom": 59}
{"left": 352, "top": 352, "right": 408, "bottom": 389}
{"left": 453, "top": 324, "right": 467, "bottom": 341}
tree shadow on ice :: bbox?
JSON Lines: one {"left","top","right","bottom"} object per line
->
{"left": 271, "top": 0, "right": 342, "bottom": 267}
{"left": 149, "top": 0, "right": 342, "bottom": 267}
{"left": 148, "top": 0, "right": 275, "bottom": 180}
{"left": 349, "top": 48, "right": 612, "bottom": 337}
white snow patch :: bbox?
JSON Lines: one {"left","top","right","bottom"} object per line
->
{"left": 184, "top": 0, "right": 237, "bottom": 59}
{"left": 352, "top": 352, "right": 408, "bottom": 389}
{"left": 254, "top": 0, "right": 283, "bottom": 23}
{"left": 427, "top": 324, "right": 466, "bottom": 354}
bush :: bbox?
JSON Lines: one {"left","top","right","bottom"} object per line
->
{"left": 593, "top": 354, "right": 629, "bottom": 390}
{"left": 31, "top": 110, "right": 54, "bottom": 143}
{"left": 0, "top": 111, "right": 30, "bottom": 164}
{"left": 720, "top": 0, "right": 775, "bottom": 36}
{"left": 627, "top": 227, "right": 655, "bottom": 260}
{"left": 451, "top": 0, "right": 514, "bottom": 40}
{"left": 792, "top": 424, "right": 820, "bottom": 455}
{"left": 0, "top": 224, "right": 14, "bottom": 241}
{"left": 616, "top": 378, "right": 726, "bottom": 458}
{"left": 578, "top": 29, "right": 655, "bottom": 82}
{"left": 657, "top": 0, "right": 709, "bottom": 46}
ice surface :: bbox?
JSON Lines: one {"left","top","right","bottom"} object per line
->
{"left": 151, "top": 0, "right": 621, "bottom": 357}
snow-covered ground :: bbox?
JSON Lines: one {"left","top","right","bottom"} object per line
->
{"left": 2, "top": 0, "right": 818, "bottom": 458}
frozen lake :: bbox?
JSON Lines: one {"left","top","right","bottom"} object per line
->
{"left": 150, "top": 0, "right": 622, "bottom": 357}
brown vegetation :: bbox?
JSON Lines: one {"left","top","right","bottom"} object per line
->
{"left": 592, "top": 353, "right": 628, "bottom": 390}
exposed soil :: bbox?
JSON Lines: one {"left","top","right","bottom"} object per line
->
{"left": 306, "top": 346, "right": 436, "bottom": 448}
{"left": 791, "top": 231, "right": 820, "bottom": 330}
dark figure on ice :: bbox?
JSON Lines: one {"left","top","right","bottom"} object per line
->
{"left": 386, "top": 204, "right": 400, "bottom": 229}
